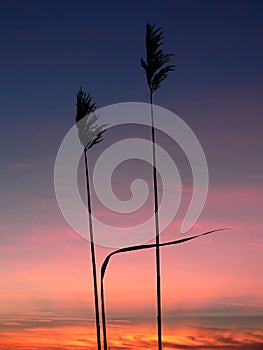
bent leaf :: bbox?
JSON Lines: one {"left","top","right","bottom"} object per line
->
{"left": 101, "top": 229, "right": 227, "bottom": 280}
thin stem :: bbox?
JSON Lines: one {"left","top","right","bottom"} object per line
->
{"left": 150, "top": 93, "right": 162, "bottom": 350}
{"left": 101, "top": 276, "right": 108, "bottom": 350}
{"left": 84, "top": 149, "right": 101, "bottom": 350}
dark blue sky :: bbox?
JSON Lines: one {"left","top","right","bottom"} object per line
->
{"left": 0, "top": 0, "right": 262, "bottom": 217}
{"left": 1, "top": 0, "right": 262, "bottom": 133}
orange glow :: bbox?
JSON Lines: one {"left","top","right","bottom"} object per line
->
{"left": 0, "top": 316, "right": 263, "bottom": 349}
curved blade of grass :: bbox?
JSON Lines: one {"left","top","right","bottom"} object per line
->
{"left": 101, "top": 228, "right": 227, "bottom": 281}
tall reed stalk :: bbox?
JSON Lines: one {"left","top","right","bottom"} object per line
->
{"left": 75, "top": 87, "right": 106, "bottom": 350}
{"left": 141, "top": 23, "right": 175, "bottom": 350}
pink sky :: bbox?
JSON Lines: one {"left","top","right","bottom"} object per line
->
{"left": 1, "top": 181, "right": 262, "bottom": 319}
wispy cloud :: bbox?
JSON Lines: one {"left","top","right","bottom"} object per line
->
{"left": 1, "top": 316, "right": 262, "bottom": 350}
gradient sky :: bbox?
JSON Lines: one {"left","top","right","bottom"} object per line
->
{"left": 0, "top": 0, "right": 263, "bottom": 348}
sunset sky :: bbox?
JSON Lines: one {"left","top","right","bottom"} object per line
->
{"left": 0, "top": 0, "right": 263, "bottom": 349}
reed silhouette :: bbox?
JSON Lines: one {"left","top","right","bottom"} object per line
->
{"left": 75, "top": 87, "right": 106, "bottom": 350}
{"left": 141, "top": 23, "right": 175, "bottom": 350}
